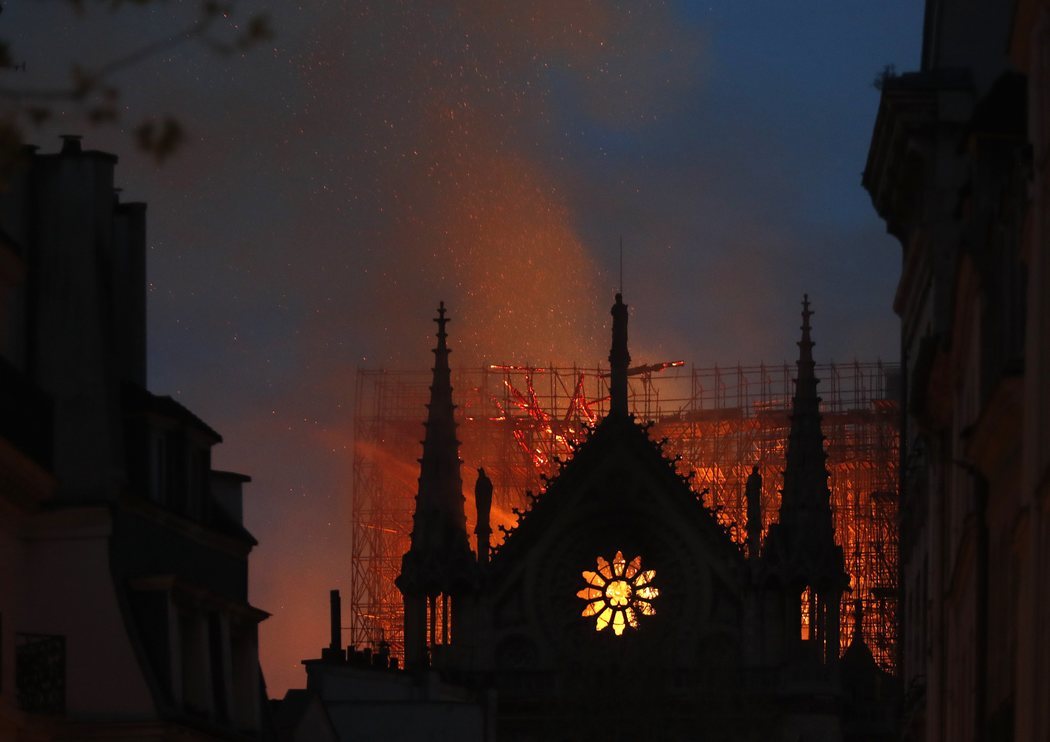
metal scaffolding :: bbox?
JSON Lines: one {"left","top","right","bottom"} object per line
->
{"left": 351, "top": 361, "right": 900, "bottom": 671}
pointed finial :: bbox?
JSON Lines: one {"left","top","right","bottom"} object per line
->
{"left": 853, "top": 598, "right": 865, "bottom": 642}
{"left": 619, "top": 236, "right": 624, "bottom": 295}
{"left": 433, "top": 301, "right": 452, "bottom": 365}
{"left": 435, "top": 301, "right": 449, "bottom": 336}
{"left": 797, "top": 294, "right": 815, "bottom": 365}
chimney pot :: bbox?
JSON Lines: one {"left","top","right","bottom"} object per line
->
{"left": 60, "top": 135, "right": 83, "bottom": 154}
{"left": 329, "top": 589, "right": 341, "bottom": 651}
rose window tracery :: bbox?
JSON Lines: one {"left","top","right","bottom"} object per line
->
{"left": 577, "top": 550, "right": 659, "bottom": 635}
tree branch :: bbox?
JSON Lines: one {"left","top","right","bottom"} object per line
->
{"left": 0, "top": 16, "right": 214, "bottom": 101}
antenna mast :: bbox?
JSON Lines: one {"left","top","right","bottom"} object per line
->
{"left": 619, "top": 236, "right": 623, "bottom": 295}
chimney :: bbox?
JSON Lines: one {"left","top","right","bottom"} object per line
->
{"left": 321, "top": 590, "right": 345, "bottom": 663}
{"left": 60, "top": 134, "right": 83, "bottom": 155}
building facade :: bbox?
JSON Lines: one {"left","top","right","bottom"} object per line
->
{"left": 863, "top": 1, "right": 1050, "bottom": 739}
{"left": 301, "top": 295, "right": 896, "bottom": 741}
{"left": 0, "top": 137, "right": 266, "bottom": 740}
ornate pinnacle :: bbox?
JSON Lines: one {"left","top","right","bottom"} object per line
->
{"left": 398, "top": 302, "right": 473, "bottom": 597}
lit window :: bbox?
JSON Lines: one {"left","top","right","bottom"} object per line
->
{"left": 577, "top": 551, "right": 659, "bottom": 636}
{"left": 801, "top": 586, "right": 812, "bottom": 641}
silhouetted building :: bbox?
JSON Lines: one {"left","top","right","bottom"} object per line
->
{"left": 0, "top": 137, "right": 267, "bottom": 739}
{"left": 863, "top": 1, "right": 1050, "bottom": 740}
{"left": 296, "top": 591, "right": 486, "bottom": 740}
{"left": 269, "top": 688, "right": 339, "bottom": 742}
{"left": 307, "top": 295, "right": 897, "bottom": 741}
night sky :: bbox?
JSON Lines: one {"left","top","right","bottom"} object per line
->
{"left": 6, "top": 1, "right": 922, "bottom": 694}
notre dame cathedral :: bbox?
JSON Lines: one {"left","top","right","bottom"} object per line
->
{"left": 387, "top": 294, "right": 896, "bottom": 741}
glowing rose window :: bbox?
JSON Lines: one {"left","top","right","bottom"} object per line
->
{"left": 577, "top": 551, "right": 659, "bottom": 635}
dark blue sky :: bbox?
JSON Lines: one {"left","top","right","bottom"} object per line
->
{"left": 5, "top": 0, "right": 923, "bottom": 692}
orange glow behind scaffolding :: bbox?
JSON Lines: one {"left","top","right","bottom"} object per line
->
{"left": 351, "top": 361, "right": 899, "bottom": 670}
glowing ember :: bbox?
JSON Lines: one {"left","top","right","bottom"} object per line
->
{"left": 578, "top": 550, "right": 659, "bottom": 636}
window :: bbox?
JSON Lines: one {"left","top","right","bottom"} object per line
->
{"left": 577, "top": 551, "right": 658, "bottom": 636}
{"left": 208, "top": 613, "right": 228, "bottom": 721}
{"left": 166, "top": 431, "right": 188, "bottom": 514}
{"left": 426, "top": 594, "right": 452, "bottom": 646}
{"left": 151, "top": 432, "right": 167, "bottom": 504}
{"left": 801, "top": 586, "right": 813, "bottom": 641}
{"left": 15, "top": 633, "right": 64, "bottom": 714}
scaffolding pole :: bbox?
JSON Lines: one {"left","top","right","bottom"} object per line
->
{"left": 349, "top": 361, "right": 900, "bottom": 671}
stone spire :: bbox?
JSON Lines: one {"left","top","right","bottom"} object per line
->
{"left": 397, "top": 302, "right": 474, "bottom": 597}
{"left": 779, "top": 293, "right": 833, "bottom": 522}
{"left": 772, "top": 295, "right": 842, "bottom": 577}
{"left": 762, "top": 295, "right": 848, "bottom": 666}
{"left": 608, "top": 293, "right": 631, "bottom": 417}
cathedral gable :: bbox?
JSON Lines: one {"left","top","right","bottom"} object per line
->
{"left": 485, "top": 414, "right": 746, "bottom": 672}
{"left": 392, "top": 295, "right": 871, "bottom": 740}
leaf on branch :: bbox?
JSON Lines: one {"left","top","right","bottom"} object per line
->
{"left": 109, "top": 0, "right": 159, "bottom": 8}
{"left": 87, "top": 105, "right": 117, "bottom": 124}
{"left": 135, "top": 116, "right": 184, "bottom": 163}
{"left": 873, "top": 64, "right": 897, "bottom": 91}
{"left": 7, "top": 1, "right": 274, "bottom": 166}
{"left": 26, "top": 107, "right": 51, "bottom": 126}
{"left": 70, "top": 64, "right": 96, "bottom": 100}
{"left": 205, "top": 40, "right": 236, "bottom": 57}
{"left": 202, "top": 1, "right": 234, "bottom": 18}
{"left": 237, "top": 14, "right": 274, "bottom": 50}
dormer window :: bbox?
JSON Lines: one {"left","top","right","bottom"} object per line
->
{"left": 148, "top": 424, "right": 212, "bottom": 519}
